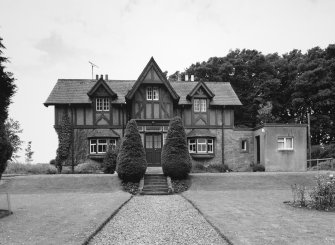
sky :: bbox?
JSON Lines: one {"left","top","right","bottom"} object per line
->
{"left": 1, "top": 0, "right": 335, "bottom": 163}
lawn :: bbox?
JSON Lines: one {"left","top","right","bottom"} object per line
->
{"left": 0, "top": 175, "right": 131, "bottom": 245}
{"left": 183, "top": 171, "right": 335, "bottom": 245}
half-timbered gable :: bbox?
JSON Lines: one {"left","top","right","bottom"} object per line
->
{"left": 45, "top": 57, "right": 307, "bottom": 171}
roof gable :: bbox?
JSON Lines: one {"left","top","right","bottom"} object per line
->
{"left": 186, "top": 81, "right": 215, "bottom": 100}
{"left": 126, "top": 57, "right": 179, "bottom": 101}
{"left": 87, "top": 78, "right": 117, "bottom": 99}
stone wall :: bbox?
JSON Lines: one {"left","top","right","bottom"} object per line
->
{"left": 224, "top": 128, "right": 254, "bottom": 171}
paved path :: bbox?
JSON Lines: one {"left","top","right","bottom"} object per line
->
{"left": 90, "top": 195, "right": 228, "bottom": 245}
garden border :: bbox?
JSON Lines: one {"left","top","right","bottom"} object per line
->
{"left": 82, "top": 195, "right": 133, "bottom": 245}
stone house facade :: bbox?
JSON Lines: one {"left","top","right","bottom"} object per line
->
{"left": 45, "top": 57, "right": 307, "bottom": 171}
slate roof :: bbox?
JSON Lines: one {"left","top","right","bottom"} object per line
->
{"left": 186, "top": 129, "right": 216, "bottom": 138}
{"left": 44, "top": 79, "right": 242, "bottom": 106}
{"left": 170, "top": 81, "right": 241, "bottom": 106}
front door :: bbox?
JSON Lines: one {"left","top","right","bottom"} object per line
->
{"left": 145, "top": 133, "right": 162, "bottom": 166}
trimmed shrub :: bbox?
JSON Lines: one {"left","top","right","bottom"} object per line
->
{"left": 102, "top": 146, "right": 118, "bottom": 174}
{"left": 75, "top": 161, "right": 101, "bottom": 174}
{"left": 0, "top": 124, "right": 13, "bottom": 180}
{"left": 207, "top": 164, "right": 231, "bottom": 173}
{"left": 252, "top": 164, "right": 265, "bottom": 172}
{"left": 161, "top": 117, "right": 191, "bottom": 179}
{"left": 116, "top": 119, "right": 147, "bottom": 182}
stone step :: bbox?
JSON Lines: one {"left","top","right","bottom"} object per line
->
{"left": 141, "top": 191, "right": 169, "bottom": 195}
{"left": 144, "top": 180, "right": 167, "bottom": 184}
{"left": 143, "top": 186, "right": 168, "bottom": 191}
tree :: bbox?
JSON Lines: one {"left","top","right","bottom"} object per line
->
{"left": 55, "top": 111, "right": 73, "bottom": 173}
{"left": 0, "top": 36, "right": 16, "bottom": 180}
{"left": 5, "top": 118, "right": 23, "bottom": 161}
{"left": 116, "top": 119, "right": 147, "bottom": 182}
{"left": 0, "top": 124, "right": 12, "bottom": 180}
{"left": 25, "top": 141, "right": 34, "bottom": 164}
{"left": 161, "top": 117, "right": 191, "bottom": 179}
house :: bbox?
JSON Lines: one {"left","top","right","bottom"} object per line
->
{"left": 44, "top": 57, "right": 307, "bottom": 171}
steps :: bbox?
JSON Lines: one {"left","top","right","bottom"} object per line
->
{"left": 141, "top": 174, "right": 169, "bottom": 195}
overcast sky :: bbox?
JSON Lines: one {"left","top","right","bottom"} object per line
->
{"left": 1, "top": 0, "right": 335, "bottom": 163}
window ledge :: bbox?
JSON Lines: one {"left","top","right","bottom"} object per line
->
{"left": 190, "top": 154, "right": 215, "bottom": 159}
{"left": 89, "top": 154, "right": 105, "bottom": 159}
{"left": 278, "top": 149, "right": 294, "bottom": 152}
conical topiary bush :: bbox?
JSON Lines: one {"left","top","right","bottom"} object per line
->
{"left": 116, "top": 119, "right": 147, "bottom": 182}
{"left": 161, "top": 116, "right": 191, "bottom": 179}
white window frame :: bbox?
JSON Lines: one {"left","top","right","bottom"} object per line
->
{"left": 194, "top": 99, "right": 200, "bottom": 112}
{"left": 194, "top": 99, "right": 206, "bottom": 112}
{"left": 277, "top": 137, "right": 294, "bottom": 150}
{"left": 207, "top": 139, "right": 213, "bottom": 153}
{"left": 147, "top": 87, "right": 153, "bottom": 100}
{"left": 96, "top": 98, "right": 109, "bottom": 111}
{"left": 97, "top": 139, "right": 108, "bottom": 153}
{"left": 90, "top": 139, "right": 97, "bottom": 154}
{"left": 197, "top": 139, "right": 207, "bottom": 153}
{"left": 153, "top": 87, "right": 159, "bottom": 100}
{"left": 188, "top": 138, "right": 214, "bottom": 154}
{"left": 241, "top": 140, "right": 247, "bottom": 151}
{"left": 200, "top": 99, "right": 207, "bottom": 112}
{"left": 90, "top": 138, "right": 117, "bottom": 154}
{"left": 189, "top": 139, "right": 196, "bottom": 153}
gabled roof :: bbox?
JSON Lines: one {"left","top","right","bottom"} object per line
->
{"left": 170, "top": 81, "right": 242, "bottom": 106}
{"left": 87, "top": 78, "right": 117, "bottom": 99}
{"left": 44, "top": 79, "right": 135, "bottom": 106}
{"left": 186, "top": 81, "right": 215, "bottom": 100}
{"left": 125, "top": 57, "right": 179, "bottom": 101}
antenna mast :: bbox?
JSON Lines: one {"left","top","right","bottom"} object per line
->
{"left": 89, "top": 61, "right": 99, "bottom": 79}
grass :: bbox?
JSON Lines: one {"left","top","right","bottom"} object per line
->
{"left": 0, "top": 175, "right": 131, "bottom": 245}
{"left": 4, "top": 162, "right": 57, "bottom": 175}
{"left": 183, "top": 171, "right": 335, "bottom": 245}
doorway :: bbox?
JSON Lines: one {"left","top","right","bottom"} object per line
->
{"left": 145, "top": 133, "right": 162, "bottom": 166}
{"left": 255, "top": 135, "right": 260, "bottom": 164}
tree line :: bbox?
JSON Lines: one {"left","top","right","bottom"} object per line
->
{"left": 170, "top": 45, "right": 335, "bottom": 147}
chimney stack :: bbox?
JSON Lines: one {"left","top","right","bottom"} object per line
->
{"left": 100, "top": 74, "right": 103, "bottom": 79}
{"left": 105, "top": 74, "right": 108, "bottom": 81}
{"left": 185, "top": 75, "right": 189, "bottom": 81}
{"left": 96, "top": 74, "right": 99, "bottom": 80}
{"left": 191, "top": 75, "right": 194, "bottom": 81}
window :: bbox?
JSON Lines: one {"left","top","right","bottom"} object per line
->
{"left": 188, "top": 138, "right": 214, "bottom": 154}
{"left": 241, "top": 139, "right": 248, "bottom": 152}
{"left": 96, "top": 98, "right": 109, "bottom": 111}
{"left": 189, "top": 139, "right": 196, "bottom": 153}
{"left": 153, "top": 87, "right": 159, "bottom": 100}
{"left": 194, "top": 99, "right": 206, "bottom": 112}
{"left": 147, "top": 87, "right": 159, "bottom": 100}
{"left": 90, "top": 139, "right": 117, "bottom": 154}
{"left": 277, "top": 137, "right": 293, "bottom": 150}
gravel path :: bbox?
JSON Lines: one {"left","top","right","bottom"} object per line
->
{"left": 90, "top": 195, "right": 228, "bottom": 245}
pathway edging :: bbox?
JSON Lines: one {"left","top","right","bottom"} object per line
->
{"left": 181, "top": 194, "right": 234, "bottom": 245}
{"left": 82, "top": 195, "right": 133, "bottom": 245}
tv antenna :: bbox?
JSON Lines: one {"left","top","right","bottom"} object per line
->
{"left": 89, "top": 61, "right": 99, "bottom": 79}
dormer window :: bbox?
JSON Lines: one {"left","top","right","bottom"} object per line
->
{"left": 147, "top": 87, "right": 159, "bottom": 100}
{"left": 96, "top": 98, "right": 109, "bottom": 111}
{"left": 194, "top": 99, "right": 206, "bottom": 112}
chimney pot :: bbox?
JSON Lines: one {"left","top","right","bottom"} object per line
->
{"left": 105, "top": 74, "right": 108, "bottom": 81}
{"left": 191, "top": 75, "right": 194, "bottom": 81}
{"left": 100, "top": 74, "right": 103, "bottom": 79}
{"left": 96, "top": 74, "right": 99, "bottom": 80}
{"left": 185, "top": 75, "right": 189, "bottom": 81}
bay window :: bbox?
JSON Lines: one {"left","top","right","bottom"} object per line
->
{"left": 188, "top": 138, "right": 214, "bottom": 154}
{"left": 90, "top": 138, "right": 117, "bottom": 154}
